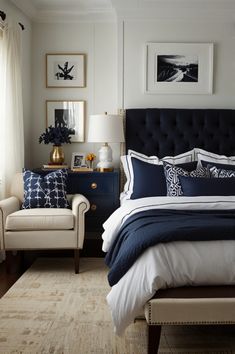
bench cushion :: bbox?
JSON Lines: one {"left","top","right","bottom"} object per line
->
{"left": 145, "top": 286, "right": 235, "bottom": 325}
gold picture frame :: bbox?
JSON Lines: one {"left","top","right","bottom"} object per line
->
{"left": 46, "top": 100, "right": 85, "bottom": 142}
{"left": 46, "top": 53, "right": 86, "bottom": 88}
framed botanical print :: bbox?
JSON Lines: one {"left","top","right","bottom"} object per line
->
{"left": 46, "top": 53, "right": 86, "bottom": 88}
{"left": 46, "top": 100, "right": 85, "bottom": 142}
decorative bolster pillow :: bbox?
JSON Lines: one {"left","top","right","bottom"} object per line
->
{"left": 179, "top": 175, "right": 235, "bottom": 196}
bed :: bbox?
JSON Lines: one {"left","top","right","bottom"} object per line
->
{"left": 102, "top": 108, "right": 235, "bottom": 353}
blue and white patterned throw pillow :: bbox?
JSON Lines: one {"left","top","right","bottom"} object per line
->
{"left": 163, "top": 162, "right": 208, "bottom": 196}
{"left": 210, "top": 166, "right": 235, "bottom": 178}
{"left": 22, "top": 169, "right": 69, "bottom": 209}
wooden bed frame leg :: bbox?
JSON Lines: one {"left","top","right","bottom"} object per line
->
{"left": 74, "top": 249, "right": 79, "bottom": 274}
{"left": 148, "top": 324, "right": 161, "bottom": 354}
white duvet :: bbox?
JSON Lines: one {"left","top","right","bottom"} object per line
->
{"left": 102, "top": 196, "right": 235, "bottom": 335}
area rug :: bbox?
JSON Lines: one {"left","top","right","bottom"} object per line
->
{"left": 0, "top": 258, "right": 234, "bottom": 354}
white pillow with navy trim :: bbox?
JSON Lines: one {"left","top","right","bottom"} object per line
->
{"left": 195, "top": 148, "right": 235, "bottom": 166}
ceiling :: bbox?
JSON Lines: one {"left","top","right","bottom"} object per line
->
{"left": 9, "top": 0, "right": 235, "bottom": 22}
{"left": 10, "top": 0, "right": 115, "bottom": 21}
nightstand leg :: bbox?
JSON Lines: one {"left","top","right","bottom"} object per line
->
{"left": 74, "top": 249, "right": 80, "bottom": 274}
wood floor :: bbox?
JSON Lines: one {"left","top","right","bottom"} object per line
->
{"left": 0, "top": 261, "right": 22, "bottom": 298}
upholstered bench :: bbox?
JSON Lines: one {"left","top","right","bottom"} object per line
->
{"left": 144, "top": 286, "right": 235, "bottom": 354}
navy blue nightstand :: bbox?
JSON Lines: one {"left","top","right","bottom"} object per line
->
{"left": 68, "top": 170, "right": 120, "bottom": 240}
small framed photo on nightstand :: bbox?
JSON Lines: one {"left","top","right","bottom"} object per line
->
{"left": 71, "top": 152, "right": 85, "bottom": 169}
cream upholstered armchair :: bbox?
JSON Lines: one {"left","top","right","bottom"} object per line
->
{"left": 0, "top": 172, "right": 90, "bottom": 273}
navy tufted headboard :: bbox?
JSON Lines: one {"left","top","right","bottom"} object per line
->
{"left": 125, "top": 108, "right": 235, "bottom": 158}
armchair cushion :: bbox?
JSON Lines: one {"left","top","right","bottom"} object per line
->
{"left": 22, "top": 169, "right": 69, "bottom": 209}
{"left": 6, "top": 208, "right": 74, "bottom": 231}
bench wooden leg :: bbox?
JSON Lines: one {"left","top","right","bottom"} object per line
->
{"left": 148, "top": 324, "right": 161, "bottom": 354}
{"left": 74, "top": 249, "right": 79, "bottom": 274}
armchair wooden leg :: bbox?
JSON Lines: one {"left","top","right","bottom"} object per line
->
{"left": 148, "top": 324, "right": 161, "bottom": 354}
{"left": 74, "top": 249, "right": 80, "bottom": 274}
{"left": 5, "top": 251, "right": 23, "bottom": 274}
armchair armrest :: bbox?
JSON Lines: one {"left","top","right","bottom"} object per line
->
{"left": 71, "top": 194, "right": 90, "bottom": 249}
{"left": 0, "top": 196, "right": 21, "bottom": 249}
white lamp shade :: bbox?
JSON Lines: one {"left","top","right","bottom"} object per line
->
{"left": 87, "top": 114, "right": 125, "bottom": 143}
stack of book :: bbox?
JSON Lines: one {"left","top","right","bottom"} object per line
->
{"left": 71, "top": 167, "right": 93, "bottom": 172}
{"left": 42, "top": 164, "right": 93, "bottom": 172}
{"left": 42, "top": 164, "right": 69, "bottom": 170}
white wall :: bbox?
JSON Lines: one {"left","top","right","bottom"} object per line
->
{"left": 31, "top": 21, "right": 118, "bottom": 169}
{"left": 3, "top": 2, "right": 235, "bottom": 169}
{"left": 0, "top": 0, "right": 32, "bottom": 167}
{"left": 120, "top": 18, "right": 235, "bottom": 110}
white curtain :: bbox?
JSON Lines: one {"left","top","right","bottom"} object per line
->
{"left": 0, "top": 18, "right": 24, "bottom": 197}
{"left": 0, "top": 18, "right": 24, "bottom": 262}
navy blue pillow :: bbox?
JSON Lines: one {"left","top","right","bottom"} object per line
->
{"left": 179, "top": 175, "right": 235, "bottom": 196}
{"left": 201, "top": 160, "right": 235, "bottom": 171}
{"left": 131, "top": 157, "right": 167, "bottom": 199}
{"left": 22, "top": 169, "right": 69, "bottom": 209}
{"left": 177, "top": 161, "right": 198, "bottom": 171}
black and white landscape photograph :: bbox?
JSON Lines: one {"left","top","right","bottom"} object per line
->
{"left": 157, "top": 54, "right": 198, "bottom": 82}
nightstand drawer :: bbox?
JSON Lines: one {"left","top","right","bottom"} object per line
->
{"left": 86, "top": 196, "right": 116, "bottom": 216}
{"left": 85, "top": 216, "right": 106, "bottom": 232}
{"left": 69, "top": 174, "right": 115, "bottom": 195}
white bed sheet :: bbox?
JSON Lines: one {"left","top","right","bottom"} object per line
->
{"left": 102, "top": 196, "right": 235, "bottom": 335}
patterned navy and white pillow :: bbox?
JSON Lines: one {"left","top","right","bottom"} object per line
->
{"left": 22, "top": 169, "right": 69, "bottom": 209}
{"left": 210, "top": 166, "right": 235, "bottom": 178}
{"left": 163, "top": 162, "right": 208, "bottom": 196}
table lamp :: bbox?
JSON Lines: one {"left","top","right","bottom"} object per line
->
{"left": 87, "top": 113, "right": 125, "bottom": 172}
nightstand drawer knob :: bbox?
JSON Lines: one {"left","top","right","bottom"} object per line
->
{"left": 91, "top": 204, "right": 97, "bottom": 211}
{"left": 91, "top": 182, "right": 97, "bottom": 190}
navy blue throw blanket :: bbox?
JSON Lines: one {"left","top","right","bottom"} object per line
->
{"left": 105, "top": 209, "right": 235, "bottom": 286}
